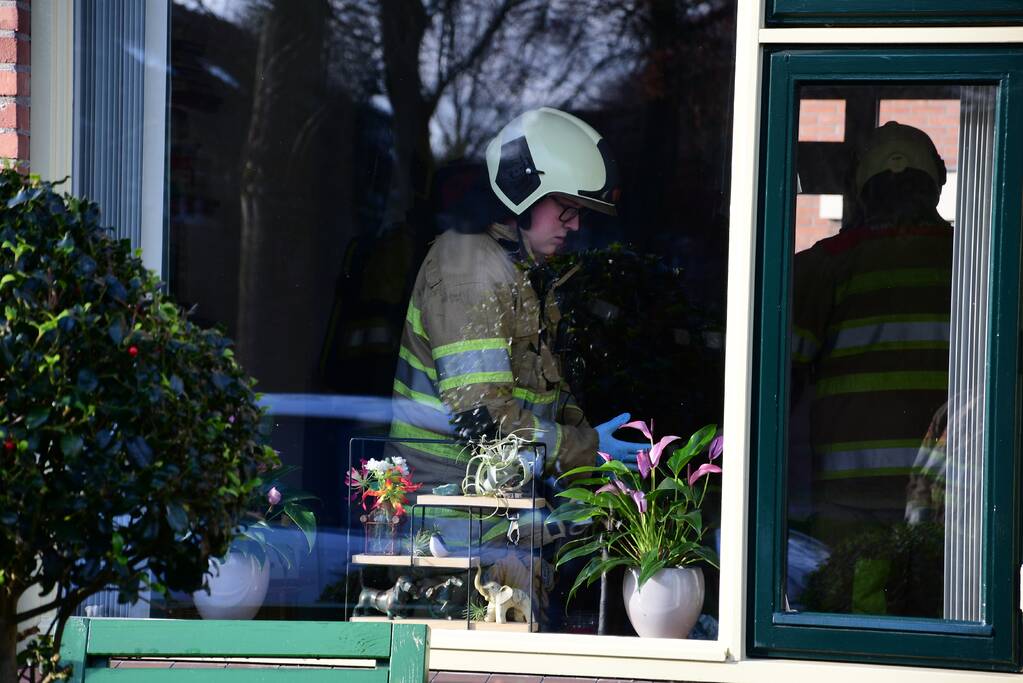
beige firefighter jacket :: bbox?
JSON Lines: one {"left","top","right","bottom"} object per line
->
{"left": 388, "top": 222, "right": 598, "bottom": 489}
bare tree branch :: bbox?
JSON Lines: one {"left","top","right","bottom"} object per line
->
{"left": 426, "top": 0, "right": 525, "bottom": 111}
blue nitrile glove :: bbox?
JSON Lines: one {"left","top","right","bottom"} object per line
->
{"left": 595, "top": 412, "right": 644, "bottom": 471}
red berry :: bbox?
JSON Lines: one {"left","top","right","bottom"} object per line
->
{"left": 3, "top": 439, "right": 14, "bottom": 451}
{"left": 128, "top": 346, "right": 139, "bottom": 358}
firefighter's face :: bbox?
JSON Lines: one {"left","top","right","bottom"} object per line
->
{"left": 523, "top": 195, "right": 582, "bottom": 258}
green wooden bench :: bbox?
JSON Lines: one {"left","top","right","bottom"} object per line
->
{"left": 59, "top": 618, "right": 429, "bottom": 682}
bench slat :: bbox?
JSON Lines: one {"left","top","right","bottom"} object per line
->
{"left": 83, "top": 620, "right": 392, "bottom": 659}
{"left": 388, "top": 624, "right": 429, "bottom": 683}
{"left": 82, "top": 668, "right": 388, "bottom": 682}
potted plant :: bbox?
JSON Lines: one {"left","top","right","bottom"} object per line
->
{"left": 192, "top": 464, "right": 317, "bottom": 619}
{"left": 346, "top": 456, "right": 423, "bottom": 555}
{"left": 0, "top": 171, "right": 278, "bottom": 679}
{"left": 551, "top": 419, "right": 723, "bottom": 638}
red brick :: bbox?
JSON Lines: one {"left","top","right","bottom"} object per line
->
{"left": 0, "top": 69, "right": 29, "bottom": 96}
{"left": 0, "top": 130, "right": 28, "bottom": 158}
{"left": 0, "top": 100, "right": 28, "bottom": 128}
{"left": 0, "top": 7, "right": 29, "bottom": 33}
{"left": 0, "top": 35, "right": 28, "bottom": 65}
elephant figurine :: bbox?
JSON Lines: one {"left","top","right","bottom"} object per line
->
{"left": 354, "top": 575, "right": 417, "bottom": 619}
{"left": 474, "top": 569, "right": 531, "bottom": 624}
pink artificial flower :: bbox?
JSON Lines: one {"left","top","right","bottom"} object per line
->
{"left": 650, "top": 435, "right": 681, "bottom": 468}
{"left": 613, "top": 478, "right": 630, "bottom": 494}
{"left": 688, "top": 462, "right": 722, "bottom": 486}
{"left": 595, "top": 483, "right": 618, "bottom": 495}
{"left": 708, "top": 435, "right": 724, "bottom": 461}
{"left": 598, "top": 451, "right": 613, "bottom": 462}
{"left": 621, "top": 419, "right": 653, "bottom": 442}
{"left": 267, "top": 486, "right": 282, "bottom": 506}
{"left": 631, "top": 490, "right": 648, "bottom": 514}
{"left": 636, "top": 449, "right": 651, "bottom": 479}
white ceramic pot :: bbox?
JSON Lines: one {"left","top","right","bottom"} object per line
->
{"left": 193, "top": 550, "right": 271, "bottom": 620}
{"left": 622, "top": 566, "right": 704, "bottom": 638}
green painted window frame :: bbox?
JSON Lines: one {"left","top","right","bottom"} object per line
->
{"left": 751, "top": 48, "right": 1023, "bottom": 671}
{"left": 767, "top": 1, "right": 1023, "bottom": 26}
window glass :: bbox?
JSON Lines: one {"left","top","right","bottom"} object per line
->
{"left": 787, "top": 84, "right": 995, "bottom": 621}
{"left": 163, "top": 0, "right": 735, "bottom": 637}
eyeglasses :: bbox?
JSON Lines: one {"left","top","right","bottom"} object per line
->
{"left": 552, "top": 196, "right": 586, "bottom": 223}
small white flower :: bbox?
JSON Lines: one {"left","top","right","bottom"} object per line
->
{"left": 365, "top": 458, "right": 387, "bottom": 473}
{"left": 388, "top": 456, "right": 409, "bottom": 474}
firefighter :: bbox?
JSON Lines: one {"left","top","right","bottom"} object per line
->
{"left": 387, "top": 107, "right": 643, "bottom": 491}
{"left": 791, "top": 121, "right": 953, "bottom": 556}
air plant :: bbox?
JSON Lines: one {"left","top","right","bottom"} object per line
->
{"left": 461, "top": 429, "right": 540, "bottom": 497}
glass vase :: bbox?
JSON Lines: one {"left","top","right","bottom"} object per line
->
{"left": 360, "top": 503, "right": 403, "bottom": 555}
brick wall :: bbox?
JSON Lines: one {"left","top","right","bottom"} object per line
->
{"left": 0, "top": 0, "right": 28, "bottom": 170}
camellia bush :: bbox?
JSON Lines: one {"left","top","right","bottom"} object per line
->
{"left": 0, "top": 170, "right": 277, "bottom": 679}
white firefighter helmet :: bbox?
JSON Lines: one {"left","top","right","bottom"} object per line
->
{"left": 855, "top": 121, "right": 947, "bottom": 195}
{"left": 485, "top": 107, "right": 620, "bottom": 216}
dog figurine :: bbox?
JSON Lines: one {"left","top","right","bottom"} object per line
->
{"left": 354, "top": 575, "right": 417, "bottom": 619}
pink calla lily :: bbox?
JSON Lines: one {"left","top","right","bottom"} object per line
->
{"left": 636, "top": 449, "right": 651, "bottom": 479}
{"left": 621, "top": 419, "right": 653, "bottom": 442}
{"left": 688, "top": 462, "right": 722, "bottom": 486}
{"left": 708, "top": 435, "right": 723, "bottom": 461}
{"left": 613, "top": 478, "right": 630, "bottom": 494}
{"left": 649, "top": 435, "right": 681, "bottom": 468}
{"left": 631, "top": 490, "right": 648, "bottom": 514}
{"left": 267, "top": 486, "right": 282, "bottom": 506}
{"left": 598, "top": 451, "right": 613, "bottom": 462}
{"left": 595, "top": 483, "right": 618, "bottom": 495}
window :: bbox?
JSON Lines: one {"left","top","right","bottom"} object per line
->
{"left": 163, "top": 0, "right": 736, "bottom": 643}
{"left": 752, "top": 48, "right": 1023, "bottom": 668}
{"left": 766, "top": 0, "right": 1023, "bottom": 26}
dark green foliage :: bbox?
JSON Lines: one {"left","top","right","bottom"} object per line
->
{"left": 544, "top": 244, "right": 723, "bottom": 432}
{"left": 0, "top": 170, "right": 276, "bottom": 626}
{"left": 800, "top": 522, "right": 945, "bottom": 618}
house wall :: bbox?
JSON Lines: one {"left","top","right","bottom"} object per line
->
{"left": 0, "top": 0, "right": 29, "bottom": 169}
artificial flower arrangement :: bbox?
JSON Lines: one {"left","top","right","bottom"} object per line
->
{"left": 550, "top": 419, "right": 723, "bottom": 601}
{"left": 346, "top": 455, "right": 424, "bottom": 517}
{"left": 233, "top": 464, "right": 318, "bottom": 569}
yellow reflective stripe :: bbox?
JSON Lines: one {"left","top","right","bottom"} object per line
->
{"left": 389, "top": 420, "right": 467, "bottom": 461}
{"left": 835, "top": 267, "right": 951, "bottom": 304}
{"left": 406, "top": 304, "right": 427, "bottom": 340}
{"left": 438, "top": 371, "right": 514, "bottom": 392}
{"left": 398, "top": 345, "right": 437, "bottom": 381}
{"left": 829, "top": 313, "right": 949, "bottom": 332}
{"left": 817, "top": 438, "right": 923, "bottom": 454}
{"left": 816, "top": 371, "right": 947, "bottom": 397}
{"left": 393, "top": 379, "right": 444, "bottom": 410}
{"left": 513, "top": 387, "right": 558, "bottom": 405}
{"left": 819, "top": 467, "right": 916, "bottom": 480}
{"left": 432, "top": 337, "right": 509, "bottom": 360}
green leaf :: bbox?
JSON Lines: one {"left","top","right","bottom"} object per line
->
{"left": 59, "top": 433, "right": 83, "bottom": 457}
{"left": 555, "top": 488, "right": 595, "bottom": 504}
{"left": 554, "top": 538, "right": 604, "bottom": 567}
{"left": 165, "top": 503, "right": 188, "bottom": 532}
{"left": 638, "top": 556, "right": 668, "bottom": 588}
{"left": 481, "top": 519, "right": 511, "bottom": 544}
{"left": 26, "top": 407, "right": 50, "bottom": 429}
{"left": 284, "top": 503, "right": 316, "bottom": 553}
{"left": 668, "top": 425, "right": 717, "bottom": 477}
{"left": 0, "top": 273, "right": 16, "bottom": 289}
{"left": 546, "top": 503, "right": 599, "bottom": 524}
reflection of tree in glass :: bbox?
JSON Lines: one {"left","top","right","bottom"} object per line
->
{"left": 544, "top": 244, "right": 723, "bottom": 438}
